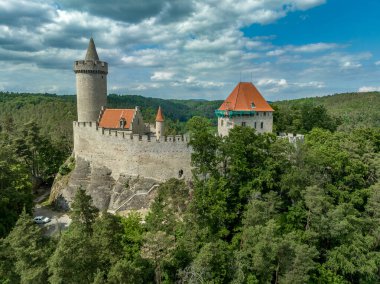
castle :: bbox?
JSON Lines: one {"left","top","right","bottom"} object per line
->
{"left": 72, "top": 38, "right": 275, "bottom": 184}
{"left": 49, "top": 38, "right": 282, "bottom": 211}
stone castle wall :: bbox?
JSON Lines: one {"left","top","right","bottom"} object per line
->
{"left": 73, "top": 121, "right": 192, "bottom": 182}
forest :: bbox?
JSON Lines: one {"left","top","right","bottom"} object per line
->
{"left": 0, "top": 91, "right": 379, "bottom": 283}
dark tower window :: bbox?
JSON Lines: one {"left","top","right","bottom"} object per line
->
{"left": 261, "top": 122, "right": 264, "bottom": 129}
{"left": 241, "top": 122, "right": 246, "bottom": 126}
{"left": 119, "top": 118, "right": 126, "bottom": 128}
{"left": 254, "top": 122, "right": 257, "bottom": 128}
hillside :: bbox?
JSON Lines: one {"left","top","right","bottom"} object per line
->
{"left": 0, "top": 91, "right": 378, "bottom": 147}
{"left": 273, "top": 92, "right": 380, "bottom": 130}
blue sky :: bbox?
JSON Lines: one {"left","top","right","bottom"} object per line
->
{"left": 0, "top": 0, "right": 379, "bottom": 101}
{"left": 248, "top": 0, "right": 380, "bottom": 52}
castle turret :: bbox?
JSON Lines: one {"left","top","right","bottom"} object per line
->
{"left": 216, "top": 82, "right": 274, "bottom": 136}
{"left": 155, "top": 106, "right": 164, "bottom": 139}
{"left": 74, "top": 38, "right": 108, "bottom": 122}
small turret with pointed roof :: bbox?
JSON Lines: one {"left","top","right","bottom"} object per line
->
{"left": 85, "top": 37, "right": 100, "bottom": 61}
{"left": 155, "top": 106, "right": 164, "bottom": 122}
{"left": 74, "top": 37, "right": 108, "bottom": 122}
{"left": 155, "top": 106, "right": 165, "bottom": 140}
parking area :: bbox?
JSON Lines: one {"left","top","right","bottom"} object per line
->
{"left": 34, "top": 204, "right": 72, "bottom": 236}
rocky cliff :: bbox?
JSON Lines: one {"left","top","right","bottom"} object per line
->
{"left": 49, "top": 157, "right": 160, "bottom": 212}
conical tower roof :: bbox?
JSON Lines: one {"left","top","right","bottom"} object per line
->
{"left": 155, "top": 106, "right": 164, "bottom": 122}
{"left": 85, "top": 37, "right": 99, "bottom": 61}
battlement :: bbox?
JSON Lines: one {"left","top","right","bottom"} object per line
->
{"left": 74, "top": 60, "right": 108, "bottom": 74}
{"left": 277, "top": 132, "right": 304, "bottom": 144}
{"left": 73, "top": 121, "right": 189, "bottom": 144}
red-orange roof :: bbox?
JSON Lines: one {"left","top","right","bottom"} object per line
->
{"left": 218, "top": 82, "right": 274, "bottom": 112}
{"left": 155, "top": 106, "right": 164, "bottom": 122}
{"left": 98, "top": 108, "right": 135, "bottom": 129}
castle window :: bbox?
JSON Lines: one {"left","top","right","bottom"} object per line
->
{"left": 119, "top": 118, "right": 126, "bottom": 128}
{"left": 261, "top": 122, "right": 264, "bottom": 129}
{"left": 256, "top": 112, "right": 259, "bottom": 116}
{"left": 254, "top": 122, "right": 257, "bottom": 128}
{"left": 241, "top": 122, "right": 246, "bottom": 126}
{"left": 251, "top": 102, "right": 256, "bottom": 108}
{"left": 221, "top": 119, "right": 224, "bottom": 126}
{"left": 264, "top": 112, "right": 266, "bottom": 116}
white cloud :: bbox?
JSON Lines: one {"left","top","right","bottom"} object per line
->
{"left": 151, "top": 71, "right": 175, "bottom": 81}
{"left": 341, "top": 61, "right": 362, "bottom": 70}
{"left": 294, "top": 81, "right": 325, "bottom": 88}
{"left": 266, "top": 49, "right": 286, "bottom": 56}
{"left": 292, "top": 43, "right": 339, "bottom": 53}
{"left": 358, "top": 86, "right": 380, "bottom": 92}
{"left": 375, "top": 61, "right": 380, "bottom": 66}
{"left": 0, "top": 0, "right": 375, "bottom": 100}
{"left": 257, "top": 78, "right": 288, "bottom": 88}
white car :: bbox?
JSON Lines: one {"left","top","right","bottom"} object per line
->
{"left": 34, "top": 216, "right": 51, "bottom": 224}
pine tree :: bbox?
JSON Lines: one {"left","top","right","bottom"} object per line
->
{"left": 6, "top": 208, "right": 52, "bottom": 284}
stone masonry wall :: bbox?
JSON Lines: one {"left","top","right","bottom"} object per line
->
{"left": 73, "top": 122, "right": 192, "bottom": 182}
{"left": 218, "top": 111, "right": 273, "bottom": 136}
{"left": 75, "top": 60, "right": 107, "bottom": 122}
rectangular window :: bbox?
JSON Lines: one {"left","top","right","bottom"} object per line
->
{"left": 254, "top": 122, "right": 257, "bottom": 128}
{"left": 261, "top": 122, "right": 264, "bottom": 129}
{"left": 264, "top": 112, "right": 266, "bottom": 116}
{"left": 241, "top": 122, "right": 246, "bottom": 126}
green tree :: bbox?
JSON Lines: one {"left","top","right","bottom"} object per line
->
{"left": 92, "top": 212, "right": 124, "bottom": 279}
{"left": 141, "top": 231, "right": 176, "bottom": 284}
{"left": 48, "top": 226, "right": 99, "bottom": 284}
{"left": 14, "top": 121, "right": 66, "bottom": 185}
{"left": 6, "top": 209, "right": 52, "bottom": 284}
{"left": 0, "top": 136, "right": 33, "bottom": 237}
{"left": 70, "top": 187, "right": 99, "bottom": 235}
{"left": 0, "top": 238, "right": 19, "bottom": 283}
{"left": 187, "top": 116, "right": 220, "bottom": 178}
{"left": 181, "top": 240, "right": 234, "bottom": 283}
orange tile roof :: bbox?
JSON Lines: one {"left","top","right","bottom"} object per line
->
{"left": 218, "top": 82, "right": 274, "bottom": 112}
{"left": 155, "top": 106, "right": 164, "bottom": 122}
{"left": 98, "top": 108, "right": 135, "bottom": 129}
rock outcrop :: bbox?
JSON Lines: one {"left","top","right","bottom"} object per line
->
{"left": 49, "top": 157, "right": 159, "bottom": 212}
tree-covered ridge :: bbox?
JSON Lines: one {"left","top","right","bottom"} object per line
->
{"left": 0, "top": 91, "right": 378, "bottom": 143}
{"left": 273, "top": 92, "right": 380, "bottom": 131}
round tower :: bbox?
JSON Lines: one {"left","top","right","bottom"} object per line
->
{"left": 155, "top": 106, "right": 164, "bottom": 139}
{"left": 74, "top": 38, "right": 108, "bottom": 122}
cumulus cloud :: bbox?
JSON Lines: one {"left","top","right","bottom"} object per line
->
{"left": 151, "top": 71, "right": 175, "bottom": 81}
{"left": 59, "top": 0, "right": 195, "bottom": 24}
{"left": 0, "top": 0, "right": 374, "bottom": 99}
{"left": 358, "top": 86, "right": 380, "bottom": 92}
{"left": 257, "top": 78, "right": 288, "bottom": 88}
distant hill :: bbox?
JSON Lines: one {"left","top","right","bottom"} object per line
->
{"left": 0, "top": 91, "right": 378, "bottom": 149}
{"left": 273, "top": 92, "right": 380, "bottom": 131}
